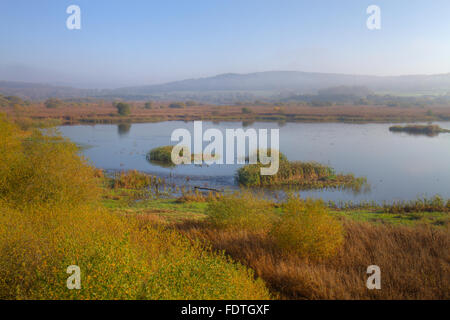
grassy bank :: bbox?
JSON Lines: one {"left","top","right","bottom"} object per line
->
{"left": 102, "top": 181, "right": 449, "bottom": 300}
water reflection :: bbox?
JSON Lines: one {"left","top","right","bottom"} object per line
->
{"left": 59, "top": 121, "right": 450, "bottom": 203}
{"left": 118, "top": 123, "right": 132, "bottom": 136}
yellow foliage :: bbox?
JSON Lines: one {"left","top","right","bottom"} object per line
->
{"left": 271, "top": 196, "right": 344, "bottom": 260}
{"left": 206, "top": 191, "right": 276, "bottom": 232}
{"left": 0, "top": 114, "right": 270, "bottom": 300}
{"left": 0, "top": 117, "right": 99, "bottom": 210}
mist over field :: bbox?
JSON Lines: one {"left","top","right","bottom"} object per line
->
{"left": 2, "top": 71, "right": 450, "bottom": 103}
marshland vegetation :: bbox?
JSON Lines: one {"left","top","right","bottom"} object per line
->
{"left": 0, "top": 114, "right": 270, "bottom": 300}
{"left": 103, "top": 180, "right": 449, "bottom": 300}
{"left": 389, "top": 124, "right": 450, "bottom": 136}
{"left": 147, "top": 145, "right": 219, "bottom": 167}
{"left": 4, "top": 99, "right": 450, "bottom": 125}
{"left": 0, "top": 114, "right": 448, "bottom": 300}
{"left": 237, "top": 152, "right": 368, "bottom": 191}
{"left": 146, "top": 146, "right": 368, "bottom": 192}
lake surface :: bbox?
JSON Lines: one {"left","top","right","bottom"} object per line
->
{"left": 59, "top": 121, "right": 450, "bottom": 203}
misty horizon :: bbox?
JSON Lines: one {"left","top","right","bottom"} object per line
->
{"left": 2, "top": 68, "right": 450, "bottom": 91}
{"left": 2, "top": 1, "right": 450, "bottom": 89}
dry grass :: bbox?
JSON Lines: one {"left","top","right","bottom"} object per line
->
{"left": 174, "top": 219, "right": 450, "bottom": 300}
{"left": 4, "top": 102, "right": 450, "bottom": 124}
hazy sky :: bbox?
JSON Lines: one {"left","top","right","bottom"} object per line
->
{"left": 1, "top": 0, "right": 450, "bottom": 88}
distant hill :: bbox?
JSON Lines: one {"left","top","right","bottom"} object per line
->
{"left": 0, "top": 81, "right": 97, "bottom": 100}
{"left": 1, "top": 71, "right": 450, "bottom": 102}
{"left": 112, "top": 71, "right": 450, "bottom": 95}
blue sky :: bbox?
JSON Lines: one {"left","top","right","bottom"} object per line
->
{"left": 1, "top": 0, "right": 450, "bottom": 88}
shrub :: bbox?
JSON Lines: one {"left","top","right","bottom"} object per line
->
{"left": 185, "top": 100, "right": 197, "bottom": 107}
{"left": 169, "top": 102, "right": 185, "bottom": 109}
{"left": 0, "top": 95, "right": 9, "bottom": 107}
{"left": 144, "top": 101, "right": 153, "bottom": 109}
{"left": 0, "top": 128, "right": 99, "bottom": 210}
{"left": 0, "top": 203, "right": 271, "bottom": 300}
{"left": 270, "top": 196, "right": 344, "bottom": 260}
{"left": 146, "top": 145, "right": 195, "bottom": 166}
{"left": 242, "top": 107, "right": 253, "bottom": 114}
{"left": 236, "top": 164, "right": 262, "bottom": 187}
{"left": 140, "top": 237, "right": 270, "bottom": 300}
{"left": 0, "top": 95, "right": 25, "bottom": 108}
{"left": 113, "top": 170, "right": 154, "bottom": 189}
{"left": 206, "top": 192, "right": 275, "bottom": 232}
{"left": 147, "top": 145, "right": 174, "bottom": 164}
{"left": 115, "top": 102, "right": 131, "bottom": 116}
{"left": 45, "top": 98, "right": 63, "bottom": 109}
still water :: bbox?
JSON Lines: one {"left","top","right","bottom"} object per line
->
{"left": 59, "top": 121, "right": 450, "bottom": 203}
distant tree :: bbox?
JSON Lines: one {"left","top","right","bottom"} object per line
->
{"left": 115, "top": 102, "right": 131, "bottom": 116}
{"left": 45, "top": 98, "right": 63, "bottom": 109}
{"left": 0, "top": 95, "right": 25, "bottom": 107}
{"left": 310, "top": 101, "right": 332, "bottom": 107}
{"left": 242, "top": 107, "right": 253, "bottom": 114}
{"left": 185, "top": 100, "right": 196, "bottom": 107}
{"left": 355, "top": 98, "right": 369, "bottom": 105}
{"left": 0, "top": 95, "right": 9, "bottom": 107}
{"left": 169, "top": 102, "right": 185, "bottom": 109}
{"left": 144, "top": 101, "right": 153, "bottom": 109}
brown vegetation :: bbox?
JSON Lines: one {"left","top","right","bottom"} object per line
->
{"left": 389, "top": 124, "right": 450, "bottom": 136}
{"left": 4, "top": 101, "right": 450, "bottom": 124}
{"left": 174, "top": 219, "right": 449, "bottom": 300}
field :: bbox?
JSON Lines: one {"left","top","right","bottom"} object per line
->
{"left": 4, "top": 101, "right": 450, "bottom": 125}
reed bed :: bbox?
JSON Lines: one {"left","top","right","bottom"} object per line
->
{"left": 389, "top": 124, "right": 450, "bottom": 136}
{"left": 174, "top": 212, "right": 449, "bottom": 299}
{"left": 237, "top": 153, "right": 368, "bottom": 192}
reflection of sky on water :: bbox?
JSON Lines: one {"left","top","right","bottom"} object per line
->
{"left": 59, "top": 121, "right": 450, "bottom": 203}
